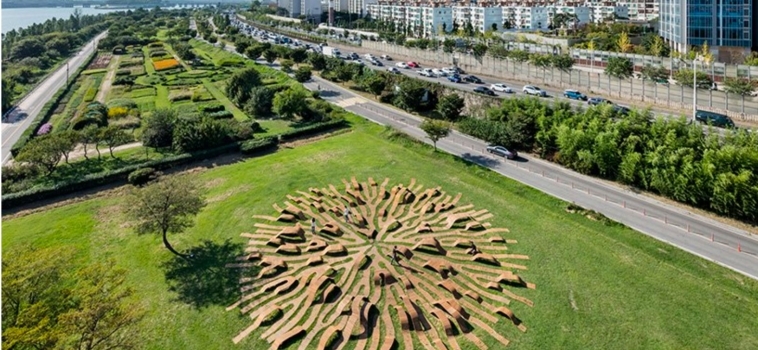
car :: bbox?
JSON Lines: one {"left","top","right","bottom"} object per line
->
{"left": 441, "top": 67, "right": 457, "bottom": 75}
{"left": 588, "top": 97, "right": 612, "bottom": 105}
{"left": 387, "top": 67, "right": 401, "bottom": 74}
{"left": 407, "top": 61, "right": 420, "bottom": 68}
{"left": 447, "top": 74, "right": 462, "bottom": 83}
{"left": 612, "top": 105, "right": 631, "bottom": 115}
{"left": 563, "top": 89, "right": 587, "bottom": 100}
{"left": 348, "top": 52, "right": 359, "bottom": 60}
{"left": 473, "top": 86, "right": 496, "bottom": 96}
{"left": 490, "top": 84, "right": 513, "bottom": 93}
{"left": 363, "top": 53, "right": 375, "bottom": 60}
{"left": 695, "top": 110, "right": 735, "bottom": 128}
{"left": 418, "top": 68, "right": 434, "bottom": 77}
{"left": 463, "top": 75, "right": 483, "bottom": 84}
{"left": 381, "top": 54, "right": 392, "bottom": 60}
{"left": 396, "top": 62, "right": 409, "bottom": 69}
{"left": 431, "top": 68, "right": 447, "bottom": 77}
{"left": 371, "top": 59, "right": 383, "bottom": 66}
{"left": 523, "top": 85, "right": 547, "bottom": 97}
{"left": 486, "top": 145, "right": 518, "bottom": 159}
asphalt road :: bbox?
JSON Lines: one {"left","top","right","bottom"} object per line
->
{"left": 308, "top": 78, "right": 758, "bottom": 280}
{"left": 230, "top": 21, "right": 758, "bottom": 280}
{"left": 1, "top": 31, "right": 108, "bottom": 165}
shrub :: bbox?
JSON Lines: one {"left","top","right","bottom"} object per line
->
{"left": 240, "top": 137, "right": 278, "bottom": 154}
{"left": 83, "top": 87, "right": 98, "bottom": 102}
{"left": 148, "top": 42, "right": 163, "bottom": 48}
{"left": 108, "top": 106, "right": 130, "bottom": 119}
{"left": 128, "top": 167, "right": 158, "bottom": 186}
{"left": 207, "top": 110, "right": 234, "bottom": 119}
{"left": 36, "top": 123, "right": 52, "bottom": 136}
{"left": 278, "top": 119, "right": 347, "bottom": 142}
{"left": 116, "top": 69, "right": 131, "bottom": 76}
{"left": 149, "top": 50, "right": 169, "bottom": 58}
{"left": 169, "top": 92, "right": 192, "bottom": 102}
{"left": 199, "top": 103, "right": 225, "bottom": 113}
{"left": 379, "top": 91, "right": 395, "bottom": 103}
{"left": 153, "top": 58, "right": 180, "bottom": 71}
{"left": 113, "top": 76, "right": 135, "bottom": 86}
{"left": 107, "top": 98, "right": 138, "bottom": 110}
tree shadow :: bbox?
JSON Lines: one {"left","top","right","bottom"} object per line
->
{"left": 458, "top": 153, "right": 501, "bottom": 168}
{"left": 161, "top": 239, "right": 258, "bottom": 309}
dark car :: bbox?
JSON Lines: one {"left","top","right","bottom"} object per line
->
{"left": 464, "top": 75, "right": 483, "bottom": 84}
{"left": 486, "top": 145, "right": 518, "bottom": 159}
{"left": 371, "top": 59, "right": 383, "bottom": 66}
{"left": 695, "top": 110, "right": 735, "bottom": 128}
{"left": 448, "top": 74, "right": 462, "bottom": 83}
{"left": 612, "top": 105, "right": 631, "bottom": 115}
{"left": 588, "top": 97, "right": 613, "bottom": 106}
{"left": 473, "top": 86, "right": 496, "bottom": 96}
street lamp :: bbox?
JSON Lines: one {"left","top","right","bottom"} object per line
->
{"left": 692, "top": 53, "right": 713, "bottom": 122}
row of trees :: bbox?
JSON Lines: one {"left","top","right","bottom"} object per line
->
{"left": 2, "top": 246, "right": 143, "bottom": 349}
{"left": 458, "top": 99, "right": 758, "bottom": 222}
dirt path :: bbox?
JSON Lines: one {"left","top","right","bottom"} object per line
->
{"left": 66, "top": 141, "right": 142, "bottom": 161}
{"left": 96, "top": 55, "right": 119, "bottom": 102}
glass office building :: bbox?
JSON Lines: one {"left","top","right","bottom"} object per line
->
{"left": 659, "top": 0, "right": 753, "bottom": 59}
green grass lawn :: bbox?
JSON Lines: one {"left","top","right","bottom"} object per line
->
{"left": 256, "top": 119, "right": 291, "bottom": 136}
{"left": 4, "top": 117, "right": 758, "bottom": 350}
{"left": 155, "top": 85, "right": 170, "bottom": 108}
{"left": 201, "top": 78, "right": 247, "bottom": 121}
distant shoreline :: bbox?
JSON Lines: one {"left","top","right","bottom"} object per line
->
{"left": 0, "top": 4, "right": 153, "bottom": 9}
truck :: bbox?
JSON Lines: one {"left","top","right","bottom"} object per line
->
{"left": 322, "top": 46, "right": 341, "bottom": 57}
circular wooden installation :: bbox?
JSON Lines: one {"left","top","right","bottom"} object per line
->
{"left": 228, "top": 177, "right": 535, "bottom": 350}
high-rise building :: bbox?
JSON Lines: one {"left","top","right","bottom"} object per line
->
{"left": 659, "top": 0, "right": 753, "bottom": 61}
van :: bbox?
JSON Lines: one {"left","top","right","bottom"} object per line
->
{"left": 563, "top": 89, "right": 587, "bottom": 101}
{"left": 695, "top": 110, "right": 735, "bottom": 128}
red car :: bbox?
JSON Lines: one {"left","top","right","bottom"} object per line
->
{"left": 407, "top": 61, "right": 420, "bottom": 68}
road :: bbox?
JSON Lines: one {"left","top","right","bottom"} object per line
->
{"left": 233, "top": 21, "right": 758, "bottom": 280}
{"left": 1, "top": 31, "right": 108, "bottom": 165}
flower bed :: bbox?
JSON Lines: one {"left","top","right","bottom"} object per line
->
{"left": 153, "top": 58, "right": 180, "bottom": 71}
{"left": 87, "top": 54, "right": 112, "bottom": 70}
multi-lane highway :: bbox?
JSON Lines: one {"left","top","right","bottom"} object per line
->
{"left": 1, "top": 32, "right": 107, "bottom": 165}
{"left": 233, "top": 20, "right": 758, "bottom": 279}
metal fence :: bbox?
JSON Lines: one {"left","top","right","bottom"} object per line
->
{"left": 357, "top": 41, "right": 758, "bottom": 121}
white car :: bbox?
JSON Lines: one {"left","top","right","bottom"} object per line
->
{"left": 387, "top": 67, "right": 401, "bottom": 74}
{"left": 441, "top": 67, "right": 457, "bottom": 75}
{"left": 396, "top": 62, "right": 409, "bottom": 69}
{"left": 490, "top": 84, "right": 513, "bottom": 93}
{"left": 363, "top": 53, "right": 375, "bottom": 60}
{"left": 523, "top": 85, "right": 547, "bottom": 97}
{"left": 381, "top": 54, "right": 392, "bottom": 60}
{"left": 418, "top": 68, "right": 435, "bottom": 77}
{"left": 431, "top": 68, "right": 447, "bottom": 77}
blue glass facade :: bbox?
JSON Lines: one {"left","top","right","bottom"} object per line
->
{"left": 659, "top": 0, "right": 752, "bottom": 51}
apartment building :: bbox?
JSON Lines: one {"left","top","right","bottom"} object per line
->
{"left": 502, "top": 7, "right": 550, "bottom": 30}
{"left": 301, "top": 0, "right": 322, "bottom": 20}
{"left": 277, "top": 0, "right": 301, "bottom": 17}
{"left": 367, "top": 3, "right": 452, "bottom": 37}
{"left": 590, "top": 5, "right": 629, "bottom": 22}
{"left": 348, "top": 0, "right": 377, "bottom": 16}
{"left": 452, "top": 6, "right": 503, "bottom": 32}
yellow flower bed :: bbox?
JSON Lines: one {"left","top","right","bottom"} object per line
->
{"left": 153, "top": 58, "right": 179, "bottom": 71}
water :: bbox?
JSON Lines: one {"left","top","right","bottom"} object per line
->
{"left": 2, "top": 7, "right": 126, "bottom": 34}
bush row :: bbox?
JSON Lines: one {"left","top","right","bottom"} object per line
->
{"left": 3, "top": 120, "right": 349, "bottom": 209}
{"left": 10, "top": 52, "right": 97, "bottom": 157}
{"left": 207, "top": 110, "right": 234, "bottom": 119}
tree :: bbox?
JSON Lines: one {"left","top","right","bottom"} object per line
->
{"left": 362, "top": 75, "right": 387, "bottom": 98}
{"left": 2, "top": 78, "right": 16, "bottom": 113}
{"left": 443, "top": 38, "right": 455, "bottom": 53}
{"left": 126, "top": 176, "right": 206, "bottom": 258}
{"left": 640, "top": 64, "right": 668, "bottom": 81}
{"left": 616, "top": 32, "right": 632, "bottom": 53}
{"left": 420, "top": 119, "right": 450, "bottom": 150}
{"left": 244, "top": 86, "right": 275, "bottom": 117}
{"left": 17, "top": 135, "right": 64, "bottom": 174}
{"left": 56, "top": 130, "right": 79, "bottom": 164}
{"left": 530, "top": 54, "right": 552, "bottom": 68}
{"left": 234, "top": 38, "right": 250, "bottom": 55}
{"left": 280, "top": 59, "right": 294, "bottom": 72}
{"left": 723, "top": 77, "right": 755, "bottom": 96}
{"left": 436, "top": 94, "right": 466, "bottom": 122}
{"left": 273, "top": 88, "right": 309, "bottom": 120}
{"left": 264, "top": 49, "right": 278, "bottom": 64}
{"left": 648, "top": 35, "right": 667, "bottom": 57}
{"left": 141, "top": 109, "right": 176, "bottom": 148}
{"left": 294, "top": 66, "right": 312, "bottom": 83}
{"left": 58, "top": 261, "right": 143, "bottom": 350}
{"left": 394, "top": 80, "right": 427, "bottom": 112}
{"left": 551, "top": 54, "right": 574, "bottom": 70}
{"left": 100, "top": 126, "right": 132, "bottom": 157}
{"left": 173, "top": 42, "right": 195, "bottom": 61}
{"left": 472, "top": 43, "right": 488, "bottom": 58}
{"left": 290, "top": 48, "right": 308, "bottom": 63}
{"left": 79, "top": 125, "right": 100, "bottom": 160}
{"left": 491, "top": 23, "right": 498, "bottom": 31}
{"left": 245, "top": 44, "right": 264, "bottom": 60}
{"left": 225, "top": 67, "right": 262, "bottom": 105}
{"left": 673, "top": 68, "right": 712, "bottom": 89}
{"left": 10, "top": 38, "right": 45, "bottom": 61}
{"left": 308, "top": 53, "right": 326, "bottom": 70}
{"left": 604, "top": 57, "right": 634, "bottom": 78}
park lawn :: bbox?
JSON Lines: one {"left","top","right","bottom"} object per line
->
{"left": 142, "top": 46, "right": 157, "bottom": 75}
{"left": 155, "top": 85, "right": 170, "bottom": 108}
{"left": 4, "top": 116, "right": 758, "bottom": 350}
{"left": 201, "top": 78, "right": 247, "bottom": 121}
{"left": 256, "top": 119, "right": 291, "bottom": 136}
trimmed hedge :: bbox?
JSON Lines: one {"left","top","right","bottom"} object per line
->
{"left": 128, "top": 167, "right": 157, "bottom": 186}
{"left": 10, "top": 51, "right": 97, "bottom": 157}
{"left": 199, "top": 103, "right": 225, "bottom": 113}
{"left": 277, "top": 119, "right": 347, "bottom": 142}
{"left": 207, "top": 110, "right": 234, "bottom": 119}
{"left": 240, "top": 137, "right": 278, "bottom": 154}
